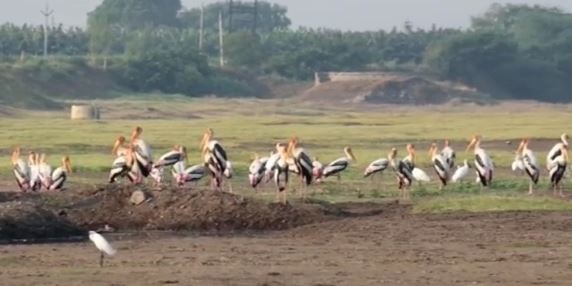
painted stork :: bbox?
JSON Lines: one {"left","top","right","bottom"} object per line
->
{"left": 264, "top": 146, "right": 283, "bottom": 183}
{"left": 547, "top": 133, "right": 569, "bottom": 169}
{"left": 130, "top": 126, "right": 153, "bottom": 179}
{"left": 108, "top": 146, "right": 137, "bottom": 183}
{"left": 273, "top": 143, "right": 291, "bottom": 204}
{"left": 429, "top": 143, "right": 450, "bottom": 190}
{"left": 322, "top": 147, "right": 357, "bottom": 180}
{"left": 112, "top": 136, "right": 128, "bottom": 157}
{"left": 249, "top": 153, "right": 268, "bottom": 191}
{"left": 38, "top": 153, "right": 52, "bottom": 191}
{"left": 48, "top": 156, "right": 72, "bottom": 191}
{"left": 287, "top": 137, "right": 314, "bottom": 199}
{"left": 200, "top": 128, "right": 228, "bottom": 191}
{"left": 153, "top": 145, "right": 187, "bottom": 169}
{"left": 172, "top": 161, "right": 205, "bottom": 187}
{"left": 11, "top": 147, "right": 30, "bottom": 192}
{"left": 511, "top": 153, "right": 525, "bottom": 173}
{"left": 441, "top": 139, "right": 456, "bottom": 169}
{"left": 404, "top": 144, "right": 430, "bottom": 183}
{"left": 466, "top": 135, "right": 494, "bottom": 189}
{"left": 388, "top": 147, "right": 414, "bottom": 199}
{"left": 363, "top": 157, "right": 389, "bottom": 178}
{"left": 312, "top": 157, "right": 324, "bottom": 183}
{"left": 451, "top": 160, "right": 470, "bottom": 183}
{"left": 29, "top": 152, "right": 41, "bottom": 192}
{"left": 516, "top": 138, "right": 540, "bottom": 195}
{"left": 547, "top": 134, "right": 569, "bottom": 196}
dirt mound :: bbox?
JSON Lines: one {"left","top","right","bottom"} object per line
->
{"left": 66, "top": 185, "right": 328, "bottom": 232}
{"left": 0, "top": 201, "right": 82, "bottom": 240}
{"left": 299, "top": 76, "right": 487, "bottom": 105}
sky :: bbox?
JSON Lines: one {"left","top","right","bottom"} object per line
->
{"left": 1, "top": 0, "right": 572, "bottom": 31}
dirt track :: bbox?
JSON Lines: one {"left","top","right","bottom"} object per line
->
{"left": 2, "top": 202, "right": 572, "bottom": 285}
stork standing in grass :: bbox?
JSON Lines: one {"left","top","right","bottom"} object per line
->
{"left": 429, "top": 143, "right": 450, "bottom": 190}
{"left": 363, "top": 152, "right": 390, "bottom": 191}
{"left": 404, "top": 144, "right": 430, "bottom": 183}
{"left": 322, "top": 147, "right": 357, "bottom": 181}
{"left": 364, "top": 156, "right": 390, "bottom": 178}
{"left": 511, "top": 152, "right": 525, "bottom": 173}
{"left": 547, "top": 133, "right": 569, "bottom": 196}
{"left": 273, "top": 143, "right": 292, "bottom": 204}
{"left": 466, "top": 134, "right": 494, "bottom": 189}
{"left": 516, "top": 138, "right": 539, "bottom": 195}
{"left": 200, "top": 128, "right": 229, "bottom": 191}
{"left": 264, "top": 145, "right": 284, "bottom": 183}
{"left": 451, "top": 160, "right": 470, "bottom": 183}
{"left": 287, "top": 137, "right": 314, "bottom": 199}
{"left": 11, "top": 147, "right": 30, "bottom": 192}
{"left": 130, "top": 126, "right": 153, "bottom": 181}
{"left": 389, "top": 147, "right": 414, "bottom": 199}
{"left": 441, "top": 139, "right": 456, "bottom": 169}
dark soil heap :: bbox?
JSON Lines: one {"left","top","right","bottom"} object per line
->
{"left": 0, "top": 185, "right": 337, "bottom": 240}
{"left": 67, "top": 186, "right": 327, "bottom": 232}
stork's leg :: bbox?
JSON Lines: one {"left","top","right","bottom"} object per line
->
{"left": 528, "top": 181, "right": 533, "bottom": 195}
{"left": 227, "top": 180, "right": 233, "bottom": 193}
{"left": 275, "top": 189, "right": 280, "bottom": 203}
{"left": 99, "top": 252, "right": 104, "bottom": 267}
{"left": 337, "top": 173, "right": 341, "bottom": 182}
{"left": 559, "top": 183, "right": 564, "bottom": 197}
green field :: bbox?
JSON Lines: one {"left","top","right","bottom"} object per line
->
{"left": 2, "top": 97, "right": 571, "bottom": 213}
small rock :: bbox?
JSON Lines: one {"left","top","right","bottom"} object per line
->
{"left": 130, "top": 190, "right": 147, "bottom": 205}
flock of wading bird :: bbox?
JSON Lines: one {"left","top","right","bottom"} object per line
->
{"left": 10, "top": 126, "right": 571, "bottom": 203}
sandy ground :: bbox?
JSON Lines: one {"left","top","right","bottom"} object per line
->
{"left": 2, "top": 204, "right": 572, "bottom": 286}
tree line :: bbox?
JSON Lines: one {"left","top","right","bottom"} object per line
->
{"left": 0, "top": 1, "right": 571, "bottom": 102}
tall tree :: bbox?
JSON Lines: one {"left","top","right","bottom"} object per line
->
{"left": 88, "top": 0, "right": 182, "bottom": 31}
{"left": 179, "top": 1, "right": 291, "bottom": 33}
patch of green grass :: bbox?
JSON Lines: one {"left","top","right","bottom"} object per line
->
{"left": 413, "top": 195, "right": 572, "bottom": 214}
{"left": 2, "top": 98, "right": 572, "bottom": 211}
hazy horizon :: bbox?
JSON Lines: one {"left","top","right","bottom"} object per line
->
{"left": 1, "top": 0, "right": 572, "bottom": 31}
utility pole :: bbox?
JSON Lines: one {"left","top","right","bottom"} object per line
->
{"left": 218, "top": 11, "right": 224, "bottom": 67}
{"left": 253, "top": 0, "right": 258, "bottom": 34}
{"left": 40, "top": 2, "right": 54, "bottom": 59}
{"left": 228, "top": 0, "right": 233, "bottom": 33}
{"left": 199, "top": 3, "right": 204, "bottom": 53}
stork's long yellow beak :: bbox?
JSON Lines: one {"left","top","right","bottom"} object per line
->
{"left": 466, "top": 139, "right": 475, "bottom": 152}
